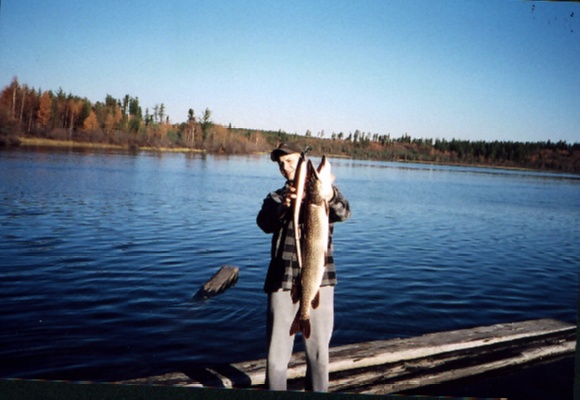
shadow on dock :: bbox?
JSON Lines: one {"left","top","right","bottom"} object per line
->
{"left": 117, "top": 318, "right": 576, "bottom": 396}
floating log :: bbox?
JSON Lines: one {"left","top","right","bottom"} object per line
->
{"left": 117, "top": 318, "right": 575, "bottom": 394}
{"left": 193, "top": 265, "right": 239, "bottom": 300}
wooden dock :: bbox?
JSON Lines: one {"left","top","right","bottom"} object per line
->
{"left": 118, "top": 318, "right": 575, "bottom": 394}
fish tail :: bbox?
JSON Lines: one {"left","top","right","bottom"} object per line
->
{"left": 289, "top": 311, "right": 312, "bottom": 339}
{"left": 302, "top": 319, "right": 311, "bottom": 339}
{"left": 290, "top": 310, "right": 311, "bottom": 339}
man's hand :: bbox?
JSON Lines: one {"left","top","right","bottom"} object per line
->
{"left": 277, "top": 184, "right": 297, "bottom": 219}
{"left": 282, "top": 185, "right": 297, "bottom": 208}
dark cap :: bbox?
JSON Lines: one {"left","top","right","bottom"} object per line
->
{"left": 270, "top": 142, "right": 304, "bottom": 162}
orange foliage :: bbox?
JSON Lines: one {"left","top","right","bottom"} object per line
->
{"left": 83, "top": 110, "right": 99, "bottom": 131}
{"left": 36, "top": 92, "right": 52, "bottom": 129}
{"left": 67, "top": 98, "right": 83, "bottom": 130}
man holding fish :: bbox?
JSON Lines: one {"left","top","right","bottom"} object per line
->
{"left": 257, "top": 142, "right": 351, "bottom": 392}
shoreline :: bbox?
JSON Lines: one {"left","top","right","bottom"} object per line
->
{"left": 15, "top": 137, "right": 579, "bottom": 176}
{"left": 18, "top": 137, "right": 205, "bottom": 154}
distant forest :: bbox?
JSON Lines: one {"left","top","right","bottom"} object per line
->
{"left": 1, "top": 77, "right": 578, "bottom": 173}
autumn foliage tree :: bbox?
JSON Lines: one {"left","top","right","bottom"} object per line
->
{"left": 0, "top": 77, "right": 576, "bottom": 172}
{"left": 0, "top": 77, "right": 265, "bottom": 152}
{"left": 36, "top": 91, "right": 52, "bottom": 130}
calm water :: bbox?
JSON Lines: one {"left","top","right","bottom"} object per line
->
{"left": 0, "top": 148, "right": 578, "bottom": 383}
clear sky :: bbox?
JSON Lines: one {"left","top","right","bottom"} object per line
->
{"left": 1, "top": 0, "right": 578, "bottom": 143}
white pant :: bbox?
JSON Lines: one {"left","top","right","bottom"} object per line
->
{"left": 266, "top": 286, "right": 334, "bottom": 391}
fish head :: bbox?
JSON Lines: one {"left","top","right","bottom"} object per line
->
{"left": 306, "top": 156, "right": 334, "bottom": 204}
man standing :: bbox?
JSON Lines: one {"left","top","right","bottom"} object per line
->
{"left": 256, "top": 142, "right": 351, "bottom": 391}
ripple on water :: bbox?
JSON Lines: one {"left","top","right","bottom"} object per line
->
{"left": 0, "top": 150, "right": 578, "bottom": 382}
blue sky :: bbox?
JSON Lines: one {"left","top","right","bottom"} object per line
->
{"left": 1, "top": 1, "right": 578, "bottom": 143}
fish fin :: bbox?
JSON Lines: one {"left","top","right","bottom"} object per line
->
{"left": 311, "top": 290, "right": 320, "bottom": 309}
{"left": 289, "top": 311, "right": 301, "bottom": 336}
{"left": 290, "top": 281, "right": 300, "bottom": 304}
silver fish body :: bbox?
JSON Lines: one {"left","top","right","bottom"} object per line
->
{"left": 290, "top": 156, "right": 333, "bottom": 338}
{"left": 292, "top": 155, "right": 308, "bottom": 270}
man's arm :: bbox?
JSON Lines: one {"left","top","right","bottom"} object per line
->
{"left": 328, "top": 186, "right": 351, "bottom": 223}
{"left": 256, "top": 189, "right": 289, "bottom": 234}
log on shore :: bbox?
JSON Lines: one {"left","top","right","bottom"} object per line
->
{"left": 117, "top": 318, "right": 575, "bottom": 394}
{"left": 193, "top": 265, "right": 239, "bottom": 300}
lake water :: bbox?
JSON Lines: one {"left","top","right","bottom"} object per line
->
{"left": 0, "top": 148, "right": 578, "bottom": 387}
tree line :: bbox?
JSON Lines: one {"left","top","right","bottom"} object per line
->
{"left": 0, "top": 77, "right": 268, "bottom": 153}
{"left": 269, "top": 129, "right": 579, "bottom": 173}
{"left": 1, "top": 77, "right": 578, "bottom": 173}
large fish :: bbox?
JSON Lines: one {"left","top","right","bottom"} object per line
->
{"left": 292, "top": 155, "right": 308, "bottom": 270}
{"left": 290, "top": 156, "right": 334, "bottom": 338}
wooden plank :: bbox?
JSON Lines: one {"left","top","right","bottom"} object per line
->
{"left": 193, "top": 265, "right": 239, "bottom": 300}
{"left": 329, "top": 331, "right": 575, "bottom": 394}
{"left": 225, "top": 318, "right": 575, "bottom": 387}
{"left": 327, "top": 318, "right": 574, "bottom": 374}
{"left": 359, "top": 340, "right": 575, "bottom": 395}
{"left": 116, "top": 318, "right": 575, "bottom": 392}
